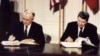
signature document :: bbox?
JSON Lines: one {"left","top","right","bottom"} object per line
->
{"left": 61, "top": 37, "right": 95, "bottom": 48}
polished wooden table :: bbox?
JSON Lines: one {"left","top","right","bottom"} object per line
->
{"left": 0, "top": 43, "right": 99, "bottom": 56}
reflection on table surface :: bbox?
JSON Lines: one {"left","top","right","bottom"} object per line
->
{"left": 0, "top": 43, "right": 99, "bottom": 56}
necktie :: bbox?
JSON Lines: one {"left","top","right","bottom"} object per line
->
{"left": 79, "top": 27, "right": 83, "bottom": 37}
{"left": 24, "top": 26, "right": 28, "bottom": 37}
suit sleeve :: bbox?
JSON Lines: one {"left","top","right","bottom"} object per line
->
{"left": 34, "top": 25, "right": 45, "bottom": 46}
{"left": 61, "top": 23, "right": 71, "bottom": 41}
{"left": 89, "top": 26, "right": 99, "bottom": 46}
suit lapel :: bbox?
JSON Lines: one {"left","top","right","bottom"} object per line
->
{"left": 82, "top": 24, "right": 88, "bottom": 37}
{"left": 76, "top": 23, "right": 78, "bottom": 37}
{"left": 27, "top": 22, "right": 33, "bottom": 37}
{"left": 21, "top": 23, "right": 25, "bottom": 36}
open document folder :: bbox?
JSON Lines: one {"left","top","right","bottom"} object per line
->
{"left": 1, "top": 40, "right": 36, "bottom": 46}
{"left": 61, "top": 42, "right": 82, "bottom": 48}
{"left": 61, "top": 37, "right": 95, "bottom": 48}
{"left": 1, "top": 40, "right": 20, "bottom": 46}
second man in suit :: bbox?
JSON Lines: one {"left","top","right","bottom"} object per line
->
{"left": 61, "top": 11, "right": 99, "bottom": 46}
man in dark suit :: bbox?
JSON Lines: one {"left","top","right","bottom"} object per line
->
{"left": 8, "top": 10, "right": 45, "bottom": 46}
{"left": 0, "top": 0, "right": 11, "bottom": 41}
{"left": 61, "top": 11, "right": 99, "bottom": 46}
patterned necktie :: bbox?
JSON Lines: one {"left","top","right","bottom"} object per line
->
{"left": 79, "top": 27, "right": 83, "bottom": 37}
{"left": 24, "top": 26, "right": 28, "bottom": 37}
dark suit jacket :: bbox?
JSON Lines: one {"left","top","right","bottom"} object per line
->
{"left": 0, "top": 0, "right": 11, "bottom": 41}
{"left": 61, "top": 21, "right": 99, "bottom": 46}
{"left": 9, "top": 22, "right": 45, "bottom": 45}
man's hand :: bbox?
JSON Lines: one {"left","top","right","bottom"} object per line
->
{"left": 65, "top": 36, "right": 73, "bottom": 42}
{"left": 8, "top": 35, "right": 16, "bottom": 41}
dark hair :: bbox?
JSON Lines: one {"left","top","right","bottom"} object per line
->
{"left": 32, "top": 12, "right": 35, "bottom": 17}
{"left": 78, "top": 11, "right": 89, "bottom": 21}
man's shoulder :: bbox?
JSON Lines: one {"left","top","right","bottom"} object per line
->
{"left": 69, "top": 21, "right": 77, "bottom": 24}
{"left": 32, "top": 22, "right": 42, "bottom": 27}
{"left": 86, "top": 23, "right": 97, "bottom": 29}
{"left": 13, "top": 22, "right": 22, "bottom": 26}
{"left": 68, "top": 21, "right": 77, "bottom": 25}
{"left": 15, "top": 22, "right": 23, "bottom": 26}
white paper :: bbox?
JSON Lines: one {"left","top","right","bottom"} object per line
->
{"left": 75, "top": 37, "right": 95, "bottom": 46}
{"left": 20, "top": 41, "right": 36, "bottom": 45}
{"left": 1, "top": 40, "right": 36, "bottom": 46}
{"left": 1, "top": 40, "right": 20, "bottom": 46}
{"left": 61, "top": 37, "right": 95, "bottom": 48}
{"left": 61, "top": 42, "right": 82, "bottom": 48}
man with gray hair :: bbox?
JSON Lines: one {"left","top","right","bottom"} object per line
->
{"left": 8, "top": 10, "right": 45, "bottom": 46}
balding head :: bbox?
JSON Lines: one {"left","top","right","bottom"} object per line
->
{"left": 23, "top": 10, "right": 35, "bottom": 20}
{"left": 22, "top": 10, "right": 35, "bottom": 26}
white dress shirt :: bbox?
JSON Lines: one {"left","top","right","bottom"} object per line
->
{"left": 24, "top": 24, "right": 32, "bottom": 36}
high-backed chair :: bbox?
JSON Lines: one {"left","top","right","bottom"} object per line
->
{"left": 44, "top": 34, "right": 51, "bottom": 43}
